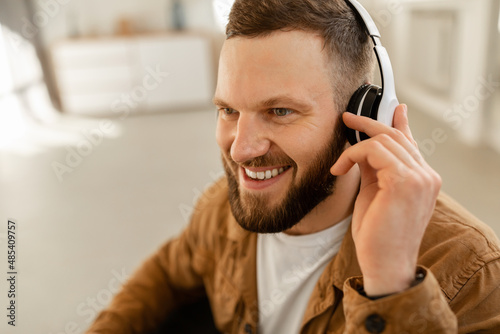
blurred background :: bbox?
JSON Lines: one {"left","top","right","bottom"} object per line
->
{"left": 0, "top": 0, "right": 499, "bottom": 333}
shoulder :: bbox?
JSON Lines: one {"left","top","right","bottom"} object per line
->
{"left": 419, "top": 192, "right": 500, "bottom": 301}
{"left": 191, "top": 176, "right": 232, "bottom": 225}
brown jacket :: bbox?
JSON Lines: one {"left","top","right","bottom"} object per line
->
{"left": 87, "top": 178, "right": 500, "bottom": 333}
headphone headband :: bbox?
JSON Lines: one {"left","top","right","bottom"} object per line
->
{"left": 345, "top": 0, "right": 380, "bottom": 38}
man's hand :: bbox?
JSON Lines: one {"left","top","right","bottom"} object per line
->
{"left": 330, "top": 104, "right": 442, "bottom": 296}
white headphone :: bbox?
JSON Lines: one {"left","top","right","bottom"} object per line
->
{"left": 344, "top": 0, "right": 399, "bottom": 145}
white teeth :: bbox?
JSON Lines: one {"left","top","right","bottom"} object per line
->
{"left": 245, "top": 169, "right": 257, "bottom": 179}
{"left": 244, "top": 167, "right": 288, "bottom": 181}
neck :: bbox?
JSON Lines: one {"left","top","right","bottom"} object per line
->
{"left": 284, "top": 166, "right": 360, "bottom": 235}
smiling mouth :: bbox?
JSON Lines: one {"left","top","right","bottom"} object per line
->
{"left": 243, "top": 166, "right": 291, "bottom": 181}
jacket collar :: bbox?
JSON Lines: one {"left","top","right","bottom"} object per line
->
{"left": 223, "top": 210, "right": 260, "bottom": 326}
{"left": 329, "top": 223, "right": 362, "bottom": 290}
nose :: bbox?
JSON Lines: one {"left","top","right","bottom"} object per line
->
{"left": 230, "top": 114, "right": 271, "bottom": 164}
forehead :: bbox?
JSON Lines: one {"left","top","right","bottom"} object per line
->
{"left": 215, "top": 30, "right": 333, "bottom": 108}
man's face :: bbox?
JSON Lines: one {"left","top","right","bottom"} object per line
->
{"left": 214, "top": 30, "right": 346, "bottom": 233}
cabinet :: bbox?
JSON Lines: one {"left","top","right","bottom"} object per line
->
{"left": 51, "top": 33, "right": 214, "bottom": 115}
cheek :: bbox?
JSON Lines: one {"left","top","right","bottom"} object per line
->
{"left": 276, "top": 135, "right": 312, "bottom": 173}
{"left": 290, "top": 146, "right": 314, "bottom": 175}
{"left": 283, "top": 125, "right": 334, "bottom": 173}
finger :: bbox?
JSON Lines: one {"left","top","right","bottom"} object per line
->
{"left": 331, "top": 135, "right": 423, "bottom": 176}
{"left": 369, "top": 134, "right": 422, "bottom": 170}
{"left": 343, "top": 106, "right": 407, "bottom": 139}
{"left": 331, "top": 139, "right": 406, "bottom": 176}
{"left": 392, "top": 104, "right": 417, "bottom": 146}
{"left": 342, "top": 108, "right": 422, "bottom": 165}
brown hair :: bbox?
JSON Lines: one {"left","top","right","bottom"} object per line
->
{"left": 226, "top": 0, "right": 375, "bottom": 114}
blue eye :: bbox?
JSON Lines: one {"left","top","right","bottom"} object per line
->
{"left": 272, "top": 108, "right": 293, "bottom": 116}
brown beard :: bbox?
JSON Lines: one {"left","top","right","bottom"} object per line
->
{"left": 222, "top": 114, "right": 347, "bottom": 233}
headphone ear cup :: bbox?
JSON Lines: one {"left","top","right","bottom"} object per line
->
{"left": 345, "top": 84, "right": 382, "bottom": 145}
{"left": 346, "top": 84, "right": 371, "bottom": 145}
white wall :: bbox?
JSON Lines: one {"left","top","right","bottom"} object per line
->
{"left": 27, "top": 0, "right": 221, "bottom": 47}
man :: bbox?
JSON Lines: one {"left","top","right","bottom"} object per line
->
{"left": 87, "top": 0, "right": 500, "bottom": 333}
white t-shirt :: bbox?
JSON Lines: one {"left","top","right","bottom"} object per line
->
{"left": 256, "top": 216, "right": 351, "bottom": 334}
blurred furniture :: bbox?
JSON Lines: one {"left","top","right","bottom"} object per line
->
{"left": 51, "top": 33, "right": 214, "bottom": 116}
{"left": 371, "top": 0, "right": 499, "bottom": 149}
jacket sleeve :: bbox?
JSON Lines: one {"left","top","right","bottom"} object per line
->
{"left": 342, "top": 266, "right": 458, "bottom": 334}
{"left": 449, "top": 258, "right": 500, "bottom": 333}
{"left": 343, "top": 261, "right": 500, "bottom": 334}
{"left": 85, "top": 204, "right": 213, "bottom": 333}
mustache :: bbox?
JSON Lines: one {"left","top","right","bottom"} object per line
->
{"left": 227, "top": 152, "right": 297, "bottom": 169}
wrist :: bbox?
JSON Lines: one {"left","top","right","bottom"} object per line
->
{"left": 361, "top": 268, "right": 426, "bottom": 298}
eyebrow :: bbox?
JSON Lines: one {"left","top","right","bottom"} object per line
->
{"left": 212, "top": 97, "right": 230, "bottom": 107}
{"left": 212, "top": 95, "right": 313, "bottom": 111}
